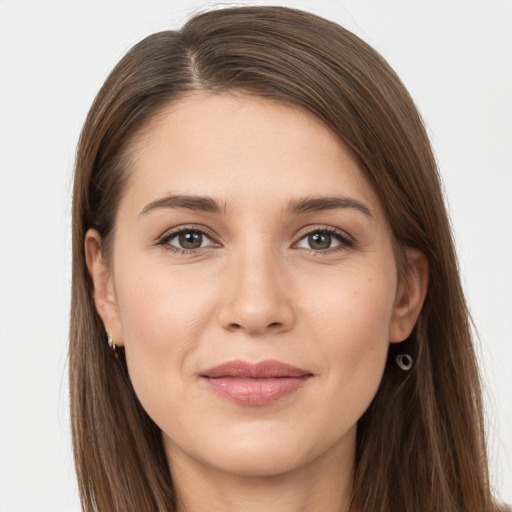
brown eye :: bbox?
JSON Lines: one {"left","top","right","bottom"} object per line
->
{"left": 162, "top": 229, "right": 215, "bottom": 251}
{"left": 308, "top": 232, "right": 332, "bottom": 250}
{"left": 178, "top": 231, "right": 203, "bottom": 249}
{"left": 296, "top": 229, "right": 351, "bottom": 252}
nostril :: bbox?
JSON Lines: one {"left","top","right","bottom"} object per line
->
{"left": 226, "top": 321, "right": 282, "bottom": 333}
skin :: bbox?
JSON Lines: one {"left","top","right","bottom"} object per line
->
{"left": 86, "top": 92, "right": 428, "bottom": 512}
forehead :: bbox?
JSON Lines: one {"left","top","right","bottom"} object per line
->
{"left": 122, "top": 92, "right": 380, "bottom": 216}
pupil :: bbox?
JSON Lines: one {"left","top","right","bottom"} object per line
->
{"left": 309, "top": 232, "right": 331, "bottom": 250}
{"left": 179, "top": 231, "right": 202, "bottom": 249}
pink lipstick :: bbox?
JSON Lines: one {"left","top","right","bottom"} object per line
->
{"left": 200, "top": 360, "right": 312, "bottom": 406}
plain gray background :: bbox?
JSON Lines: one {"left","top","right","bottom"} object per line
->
{"left": 1, "top": 1, "right": 511, "bottom": 510}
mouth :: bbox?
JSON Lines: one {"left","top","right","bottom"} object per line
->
{"left": 199, "top": 360, "right": 313, "bottom": 406}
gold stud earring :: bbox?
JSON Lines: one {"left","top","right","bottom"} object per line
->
{"left": 107, "top": 332, "right": 116, "bottom": 351}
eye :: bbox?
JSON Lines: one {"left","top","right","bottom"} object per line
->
{"left": 295, "top": 228, "right": 352, "bottom": 251}
{"left": 160, "top": 228, "right": 216, "bottom": 251}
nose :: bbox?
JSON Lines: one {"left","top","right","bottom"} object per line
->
{"left": 217, "top": 249, "right": 295, "bottom": 336}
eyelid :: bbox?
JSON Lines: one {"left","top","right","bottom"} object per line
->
{"left": 293, "top": 225, "right": 355, "bottom": 251}
{"left": 156, "top": 224, "right": 221, "bottom": 251}
{"left": 155, "top": 223, "right": 354, "bottom": 254}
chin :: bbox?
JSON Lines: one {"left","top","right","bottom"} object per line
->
{"left": 203, "top": 445, "right": 312, "bottom": 478}
{"left": 164, "top": 420, "right": 355, "bottom": 479}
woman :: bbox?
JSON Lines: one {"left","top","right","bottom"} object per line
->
{"left": 70, "top": 6, "right": 505, "bottom": 511}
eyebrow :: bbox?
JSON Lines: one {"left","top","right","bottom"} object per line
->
{"left": 139, "top": 194, "right": 227, "bottom": 217}
{"left": 287, "top": 196, "right": 373, "bottom": 218}
{"left": 139, "top": 193, "right": 372, "bottom": 219}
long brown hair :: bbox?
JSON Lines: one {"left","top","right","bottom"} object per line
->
{"left": 70, "top": 6, "right": 498, "bottom": 511}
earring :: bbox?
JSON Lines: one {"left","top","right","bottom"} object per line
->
{"left": 107, "top": 332, "right": 116, "bottom": 351}
{"left": 396, "top": 353, "right": 413, "bottom": 371}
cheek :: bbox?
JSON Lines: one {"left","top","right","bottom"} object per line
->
{"left": 307, "top": 264, "right": 396, "bottom": 343}
{"left": 304, "top": 265, "right": 396, "bottom": 406}
{"left": 117, "top": 270, "right": 209, "bottom": 344}
{"left": 113, "top": 260, "right": 217, "bottom": 413}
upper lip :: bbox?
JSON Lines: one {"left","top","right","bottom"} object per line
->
{"left": 200, "top": 359, "right": 312, "bottom": 379}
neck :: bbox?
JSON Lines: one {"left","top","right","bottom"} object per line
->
{"left": 168, "top": 432, "right": 355, "bottom": 512}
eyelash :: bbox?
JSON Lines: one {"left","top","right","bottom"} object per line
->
{"left": 157, "top": 225, "right": 218, "bottom": 255}
{"left": 156, "top": 225, "right": 355, "bottom": 255}
{"left": 295, "top": 226, "right": 355, "bottom": 254}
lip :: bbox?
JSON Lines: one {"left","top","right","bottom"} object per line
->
{"left": 200, "top": 360, "right": 313, "bottom": 406}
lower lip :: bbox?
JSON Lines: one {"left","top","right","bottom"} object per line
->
{"left": 204, "top": 376, "right": 311, "bottom": 406}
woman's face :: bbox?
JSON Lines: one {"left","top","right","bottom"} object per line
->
{"left": 88, "top": 92, "right": 424, "bottom": 479}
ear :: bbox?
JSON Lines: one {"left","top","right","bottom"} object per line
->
{"left": 85, "top": 229, "right": 124, "bottom": 346}
{"left": 389, "top": 248, "right": 429, "bottom": 343}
